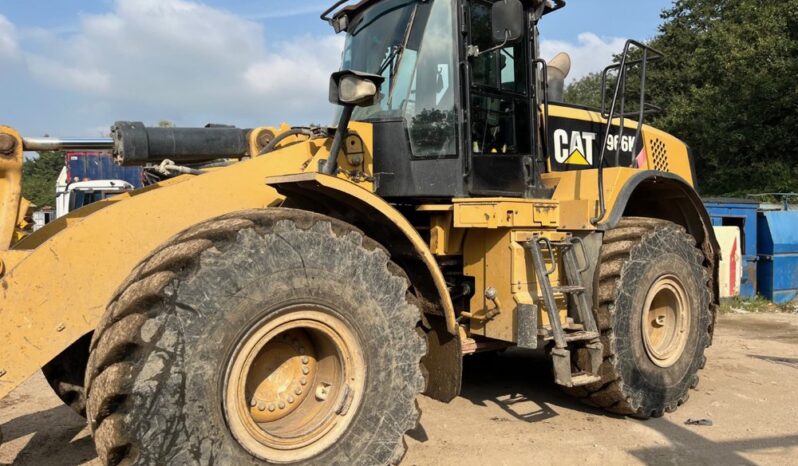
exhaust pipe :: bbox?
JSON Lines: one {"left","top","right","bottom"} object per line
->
{"left": 546, "top": 52, "right": 572, "bottom": 102}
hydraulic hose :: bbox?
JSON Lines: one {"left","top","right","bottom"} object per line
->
{"left": 258, "top": 128, "right": 315, "bottom": 156}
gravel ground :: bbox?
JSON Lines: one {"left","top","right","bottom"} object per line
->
{"left": 1, "top": 312, "right": 797, "bottom": 466}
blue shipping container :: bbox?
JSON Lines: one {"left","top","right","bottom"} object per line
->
{"left": 704, "top": 198, "right": 759, "bottom": 298}
{"left": 66, "top": 152, "right": 143, "bottom": 188}
{"left": 757, "top": 210, "right": 798, "bottom": 304}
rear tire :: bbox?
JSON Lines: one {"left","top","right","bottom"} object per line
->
{"left": 85, "top": 209, "right": 426, "bottom": 465}
{"left": 565, "top": 217, "right": 712, "bottom": 418}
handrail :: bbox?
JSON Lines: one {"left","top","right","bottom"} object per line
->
{"left": 320, "top": 0, "right": 353, "bottom": 22}
{"left": 591, "top": 40, "right": 664, "bottom": 225}
{"left": 532, "top": 58, "right": 551, "bottom": 169}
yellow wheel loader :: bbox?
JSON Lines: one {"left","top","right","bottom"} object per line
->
{"left": 0, "top": 0, "right": 719, "bottom": 464}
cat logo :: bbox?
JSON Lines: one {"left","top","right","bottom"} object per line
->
{"left": 553, "top": 129, "right": 597, "bottom": 166}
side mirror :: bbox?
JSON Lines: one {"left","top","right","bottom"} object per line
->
{"left": 469, "top": 0, "right": 525, "bottom": 58}
{"left": 329, "top": 70, "right": 385, "bottom": 108}
{"left": 492, "top": 0, "right": 524, "bottom": 44}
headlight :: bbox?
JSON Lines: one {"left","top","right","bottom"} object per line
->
{"left": 339, "top": 76, "right": 378, "bottom": 105}
{"left": 329, "top": 70, "right": 385, "bottom": 107}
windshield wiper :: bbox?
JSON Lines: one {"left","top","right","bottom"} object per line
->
{"left": 378, "top": 44, "right": 404, "bottom": 76}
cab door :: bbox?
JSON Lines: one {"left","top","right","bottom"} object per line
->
{"left": 465, "top": 0, "right": 534, "bottom": 197}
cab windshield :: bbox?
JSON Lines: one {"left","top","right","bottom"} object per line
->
{"left": 341, "top": 0, "right": 457, "bottom": 158}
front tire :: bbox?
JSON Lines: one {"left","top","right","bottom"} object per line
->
{"left": 565, "top": 217, "right": 712, "bottom": 418}
{"left": 85, "top": 209, "right": 426, "bottom": 465}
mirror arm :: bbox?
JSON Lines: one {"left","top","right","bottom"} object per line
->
{"left": 322, "top": 104, "right": 355, "bottom": 175}
{"left": 467, "top": 31, "right": 510, "bottom": 58}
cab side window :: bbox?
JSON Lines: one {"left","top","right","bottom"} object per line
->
{"left": 469, "top": 1, "right": 529, "bottom": 155}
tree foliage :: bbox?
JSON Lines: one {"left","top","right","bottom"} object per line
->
{"left": 22, "top": 152, "right": 64, "bottom": 208}
{"left": 564, "top": 0, "right": 798, "bottom": 196}
{"left": 563, "top": 72, "right": 604, "bottom": 109}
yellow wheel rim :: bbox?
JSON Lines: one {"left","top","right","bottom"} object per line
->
{"left": 224, "top": 306, "right": 365, "bottom": 463}
{"left": 641, "top": 275, "right": 691, "bottom": 368}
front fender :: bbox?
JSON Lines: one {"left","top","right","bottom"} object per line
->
{"left": 266, "top": 173, "right": 457, "bottom": 334}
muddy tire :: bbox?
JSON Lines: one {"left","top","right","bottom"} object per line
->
{"left": 42, "top": 333, "right": 92, "bottom": 417}
{"left": 565, "top": 217, "right": 712, "bottom": 418}
{"left": 84, "top": 209, "right": 426, "bottom": 465}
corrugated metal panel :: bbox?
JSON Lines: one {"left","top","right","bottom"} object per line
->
{"left": 757, "top": 211, "right": 798, "bottom": 304}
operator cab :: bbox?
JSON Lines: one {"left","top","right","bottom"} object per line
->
{"left": 324, "top": 0, "right": 566, "bottom": 200}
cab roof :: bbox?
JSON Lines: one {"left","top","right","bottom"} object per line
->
{"left": 322, "top": 0, "right": 566, "bottom": 31}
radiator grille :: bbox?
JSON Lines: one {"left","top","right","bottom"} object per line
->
{"left": 651, "top": 138, "right": 669, "bottom": 171}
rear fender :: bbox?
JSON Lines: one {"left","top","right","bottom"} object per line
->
{"left": 604, "top": 171, "right": 721, "bottom": 339}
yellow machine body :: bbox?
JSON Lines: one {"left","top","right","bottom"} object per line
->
{"left": 0, "top": 102, "right": 714, "bottom": 400}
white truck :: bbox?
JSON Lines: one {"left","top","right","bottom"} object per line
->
{"left": 54, "top": 166, "right": 134, "bottom": 218}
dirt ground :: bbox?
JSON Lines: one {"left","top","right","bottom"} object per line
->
{"left": 1, "top": 312, "right": 797, "bottom": 466}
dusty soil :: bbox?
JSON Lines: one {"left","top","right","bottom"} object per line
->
{"left": 1, "top": 313, "right": 797, "bottom": 466}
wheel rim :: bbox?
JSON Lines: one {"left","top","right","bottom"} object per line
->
{"left": 224, "top": 305, "right": 365, "bottom": 463}
{"left": 641, "top": 275, "right": 691, "bottom": 368}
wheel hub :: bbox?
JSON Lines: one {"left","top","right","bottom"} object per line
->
{"left": 642, "top": 275, "right": 691, "bottom": 368}
{"left": 247, "top": 330, "right": 316, "bottom": 423}
{"left": 224, "top": 306, "right": 365, "bottom": 463}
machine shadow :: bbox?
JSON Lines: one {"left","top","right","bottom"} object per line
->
{"left": 457, "top": 347, "right": 607, "bottom": 423}
{"left": 0, "top": 405, "right": 94, "bottom": 466}
{"left": 631, "top": 418, "right": 798, "bottom": 465}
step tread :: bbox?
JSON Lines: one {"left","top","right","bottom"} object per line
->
{"left": 564, "top": 330, "right": 600, "bottom": 342}
{"left": 552, "top": 285, "right": 586, "bottom": 294}
{"left": 569, "top": 374, "right": 602, "bottom": 387}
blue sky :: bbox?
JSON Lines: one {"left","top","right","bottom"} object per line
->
{"left": 0, "top": 0, "right": 672, "bottom": 139}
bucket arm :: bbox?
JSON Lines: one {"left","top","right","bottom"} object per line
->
{"left": 0, "top": 135, "right": 314, "bottom": 399}
{"left": 0, "top": 126, "right": 24, "bottom": 253}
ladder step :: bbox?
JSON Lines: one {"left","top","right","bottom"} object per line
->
{"left": 569, "top": 374, "right": 603, "bottom": 387}
{"left": 542, "top": 330, "right": 599, "bottom": 342}
{"left": 564, "top": 330, "right": 600, "bottom": 342}
{"left": 552, "top": 285, "right": 585, "bottom": 294}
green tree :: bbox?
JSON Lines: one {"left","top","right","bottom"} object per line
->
{"left": 563, "top": 72, "right": 604, "bottom": 108}
{"left": 22, "top": 151, "right": 64, "bottom": 208}
{"left": 564, "top": 0, "right": 798, "bottom": 196}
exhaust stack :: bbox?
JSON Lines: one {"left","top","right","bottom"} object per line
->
{"left": 546, "top": 52, "right": 572, "bottom": 102}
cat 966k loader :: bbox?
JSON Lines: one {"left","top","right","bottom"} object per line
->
{"left": 0, "top": 0, "right": 718, "bottom": 464}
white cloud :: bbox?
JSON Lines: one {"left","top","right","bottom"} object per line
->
{"left": 0, "top": 15, "right": 19, "bottom": 59}
{"left": 541, "top": 32, "right": 627, "bottom": 83}
{"left": 4, "top": 0, "right": 629, "bottom": 137}
{"left": 13, "top": 0, "right": 343, "bottom": 128}
{"left": 244, "top": 35, "right": 344, "bottom": 116}
{"left": 26, "top": 55, "right": 111, "bottom": 93}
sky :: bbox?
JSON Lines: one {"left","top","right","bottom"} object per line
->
{"left": 0, "top": 0, "right": 672, "bottom": 139}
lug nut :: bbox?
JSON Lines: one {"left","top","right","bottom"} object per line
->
{"left": 316, "top": 383, "right": 331, "bottom": 401}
